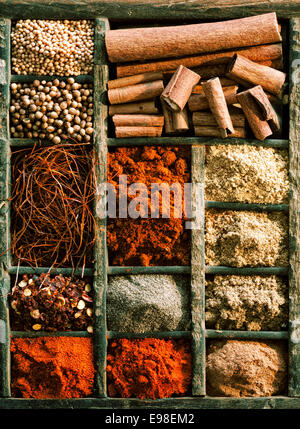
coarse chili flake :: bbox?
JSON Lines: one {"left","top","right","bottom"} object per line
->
{"left": 9, "top": 273, "right": 93, "bottom": 332}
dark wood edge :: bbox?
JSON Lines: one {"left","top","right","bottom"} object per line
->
{"left": 0, "top": 1, "right": 299, "bottom": 20}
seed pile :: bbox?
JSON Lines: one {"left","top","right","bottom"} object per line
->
{"left": 10, "top": 273, "right": 93, "bottom": 332}
{"left": 205, "top": 210, "right": 288, "bottom": 267}
{"left": 11, "top": 144, "right": 96, "bottom": 268}
{"left": 11, "top": 20, "right": 94, "bottom": 76}
{"left": 206, "top": 340, "right": 287, "bottom": 397}
{"left": 11, "top": 337, "right": 95, "bottom": 398}
{"left": 10, "top": 79, "right": 93, "bottom": 143}
{"left": 107, "top": 338, "right": 192, "bottom": 399}
{"left": 205, "top": 145, "right": 289, "bottom": 204}
{"left": 206, "top": 275, "right": 288, "bottom": 331}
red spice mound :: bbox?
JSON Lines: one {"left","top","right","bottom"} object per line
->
{"left": 11, "top": 337, "right": 95, "bottom": 398}
{"left": 107, "top": 146, "right": 191, "bottom": 266}
{"left": 107, "top": 338, "right": 192, "bottom": 399}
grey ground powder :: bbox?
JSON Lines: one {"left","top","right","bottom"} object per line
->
{"left": 107, "top": 274, "right": 190, "bottom": 333}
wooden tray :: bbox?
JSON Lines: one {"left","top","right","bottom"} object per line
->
{"left": 0, "top": 0, "right": 299, "bottom": 409}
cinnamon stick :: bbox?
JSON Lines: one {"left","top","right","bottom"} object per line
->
{"left": 108, "top": 80, "right": 164, "bottom": 105}
{"left": 173, "top": 108, "right": 189, "bottom": 132}
{"left": 201, "top": 77, "right": 235, "bottom": 138}
{"left": 188, "top": 85, "right": 239, "bottom": 112}
{"left": 116, "top": 43, "right": 283, "bottom": 77}
{"left": 161, "top": 100, "right": 175, "bottom": 134}
{"left": 115, "top": 126, "right": 163, "bottom": 138}
{"left": 112, "top": 114, "right": 164, "bottom": 127}
{"left": 109, "top": 100, "right": 159, "bottom": 116}
{"left": 237, "top": 88, "right": 273, "bottom": 140}
{"left": 246, "top": 85, "right": 280, "bottom": 132}
{"left": 161, "top": 65, "right": 200, "bottom": 112}
{"left": 106, "top": 13, "right": 281, "bottom": 63}
{"left": 194, "top": 126, "right": 246, "bottom": 138}
{"left": 192, "top": 78, "right": 236, "bottom": 94}
{"left": 108, "top": 71, "right": 164, "bottom": 89}
{"left": 227, "top": 54, "right": 286, "bottom": 96}
{"left": 193, "top": 108, "right": 246, "bottom": 128}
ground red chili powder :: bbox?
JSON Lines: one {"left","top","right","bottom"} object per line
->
{"left": 107, "top": 338, "right": 192, "bottom": 399}
{"left": 107, "top": 146, "right": 191, "bottom": 266}
{"left": 11, "top": 337, "right": 95, "bottom": 398}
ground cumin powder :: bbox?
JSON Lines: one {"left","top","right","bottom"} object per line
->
{"left": 205, "top": 145, "right": 289, "bottom": 204}
{"left": 107, "top": 146, "right": 190, "bottom": 266}
{"left": 11, "top": 337, "right": 95, "bottom": 398}
{"left": 107, "top": 338, "right": 192, "bottom": 399}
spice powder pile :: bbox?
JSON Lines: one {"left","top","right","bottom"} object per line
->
{"left": 107, "top": 338, "right": 192, "bottom": 399}
{"left": 107, "top": 146, "right": 190, "bottom": 266}
{"left": 11, "top": 337, "right": 95, "bottom": 398}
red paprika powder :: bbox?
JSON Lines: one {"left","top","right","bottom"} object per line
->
{"left": 11, "top": 337, "right": 95, "bottom": 398}
{"left": 107, "top": 338, "right": 192, "bottom": 399}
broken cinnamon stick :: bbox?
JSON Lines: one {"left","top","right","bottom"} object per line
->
{"left": 112, "top": 114, "right": 164, "bottom": 127}
{"left": 194, "top": 126, "right": 246, "bottom": 138}
{"left": 109, "top": 100, "right": 159, "bottom": 116}
{"left": 108, "top": 80, "right": 164, "bottom": 105}
{"left": 237, "top": 88, "right": 273, "bottom": 140}
{"left": 188, "top": 85, "right": 239, "bottom": 112}
{"left": 173, "top": 108, "right": 189, "bottom": 132}
{"left": 106, "top": 13, "right": 281, "bottom": 63}
{"left": 193, "top": 108, "right": 246, "bottom": 128}
{"left": 115, "top": 126, "right": 163, "bottom": 138}
{"left": 201, "top": 78, "right": 235, "bottom": 138}
{"left": 116, "top": 43, "right": 283, "bottom": 77}
{"left": 108, "top": 71, "right": 164, "bottom": 89}
{"left": 245, "top": 85, "right": 280, "bottom": 132}
{"left": 161, "top": 100, "right": 175, "bottom": 134}
{"left": 161, "top": 65, "right": 200, "bottom": 112}
{"left": 227, "top": 54, "right": 286, "bottom": 96}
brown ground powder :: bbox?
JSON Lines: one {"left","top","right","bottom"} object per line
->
{"left": 205, "top": 145, "right": 289, "bottom": 204}
{"left": 206, "top": 340, "right": 287, "bottom": 397}
{"left": 205, "top": 210, "right": 288, "bottom": 267}
{"left": 206, "top": 275, "right": 288, "bottom": 331}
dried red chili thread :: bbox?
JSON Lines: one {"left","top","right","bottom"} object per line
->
{"left": 10, "top": 143, "right": 98, "bottom": 268}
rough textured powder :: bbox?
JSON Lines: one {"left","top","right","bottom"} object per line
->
{"left": 206, "top": 340, "right": 287, "bottom": 397}
{"left": 205, "top": 145, "right": 289, "bottom": 204}
{"left": 107, "top": 274, "right": 190, "bottom": 332}
{"left": 205, "top": 210, "right": 288, "bottom": 267}
{"left": 206, "top": 275, "right": 288, "bottom": 331}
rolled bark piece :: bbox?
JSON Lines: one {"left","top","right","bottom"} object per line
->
{"left": 112, "top": 114, "right": 164, "bottom": 127}
{"left": 115, "top": 126, "right": 163, "bottom": 138}
{"left": 108, "top": 80, "right": 164, "bottom": 105}
{"left": 106, "top": 13, "right": 281, "bottom": 63}
{"left": 108, "top": 71, "right": 164, "bottom": 89}
{"left": 193, "top": 108, "right": 246, "bottom": 128}
{"left": 194, "top": 126, "right": 246, "bottom": 138}
{"left": 246, "top": 85, "right": 280, "bottom": 132}
{"left": 173, "top": 108, "right": 189, "bottom": 132}
{"left": 161, "top": 100, "right": 175, "bottom": 134}
{"left": 116, "top": 43, "right": 283, "bottom": 77}
{"left": 237, "top": 88, "right": 273, "bottom": 140}
{"left": 161, "top": 66, "right": 200, "bottom": 112}
{"left": 188, "top": 86, "right": 239, "bottom": 112}
{"left": 109, "top": 100, "right": 159, "bottom": 116}
{"left": 227, "top": 54, "right": 286, "bottom": 96}
{"left": 202, "top": 78, "right": 235, "bottom": 138}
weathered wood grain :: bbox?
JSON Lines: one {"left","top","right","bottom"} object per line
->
{"left": 93, "top": 17, "right": 110, "bottom": 398}
{"left": 2, "top": 396, "right": 300, "bottom": 409}
{"left": 0, "top": 1, "right": 299, "bottom": 20}
{"left": 191, "top": 146, "right": 205, "bottom": 396}
{"left": 288, "top": 18, "right": 300, "bottom": 398}
{"left": 0, "top": 18, "right": 10, "bottom": 398}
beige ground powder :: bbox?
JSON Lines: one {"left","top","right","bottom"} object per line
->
{"left": 206, "top": 275, "right": 288, "bottom": 331}
{"left": 205, "top": 145, "right": 289, "bottom": 204}
{"left": 205, "top": 210, "right": 288, "bottom": 267}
